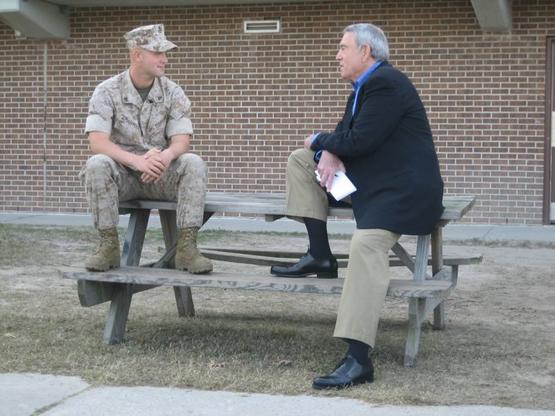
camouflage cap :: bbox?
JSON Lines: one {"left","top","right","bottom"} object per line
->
{"left": 124, "top": 24, "right": 177, "bottom": 52}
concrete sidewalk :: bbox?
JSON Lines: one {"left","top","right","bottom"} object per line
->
{"left": 1, "top": 211, "right": 555, "bottom": 244}
{"left": 2, "top": 373, "right": 554, "bottom": 416}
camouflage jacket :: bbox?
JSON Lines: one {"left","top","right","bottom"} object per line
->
{"left": 85, "top": 70, "right": 193, "bottom": 154}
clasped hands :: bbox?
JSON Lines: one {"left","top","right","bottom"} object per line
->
{"left": 304, "top": 135, "right": 345, "bottom": 191}
{"left": 135, "top": 137, "right": 343, "bottom": 186}
{"left": 135, "top": 148, "right": 174, "bottom": 183}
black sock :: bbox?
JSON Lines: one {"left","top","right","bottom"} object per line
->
{"left": 345, "top": 338, "right": 370, "bottom": 365}
{"left": 303, "top": 217, "right": 332, "bottom": 259}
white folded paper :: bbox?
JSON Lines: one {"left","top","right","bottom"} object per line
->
{"left": 315, "top": 170, "right": 357, "bottom": 201}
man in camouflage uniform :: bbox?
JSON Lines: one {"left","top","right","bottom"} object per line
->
{"left": 81, "top": 24, "right": 212, "bottom": 274}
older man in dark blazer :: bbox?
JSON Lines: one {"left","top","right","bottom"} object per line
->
{"left": 270, "top": 23, "right": 444, "bottom": 389}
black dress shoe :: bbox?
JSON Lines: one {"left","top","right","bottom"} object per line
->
{"left": 270, "top": 252, "right": 338, "bottom": 279}
{"left": 312, "top": 354, "right": 374, "bottom": 390}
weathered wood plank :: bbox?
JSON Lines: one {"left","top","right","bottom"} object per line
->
{"left": 121, "top": 210, "right": 149, "bottom": 266}
{"left": 414, "top": 235, "right": 431, "bottom": 281}
{"left": 198, "top": 248, "right": 481, "bottom": 269}
{"left": 65, "top": 267, "right": 343, "bottom": 295}
{"left": 440, "top": 196, "right": 476, "bottom": 220}
{"left": 198, "top": 246, "right": 482, "bottom": 266}
{"left": 63, "top": 267, "right": 453, "bottom": 299}
{"left": 425, "top": 297, "right": 447, "bottom": 317}
{"left": 73, "top": 256, "right": 471, "bottom": 307}
{"left": 174, "top": 287, "right": 195, "bottom": 317}
{"left": 198, "top": 247, "right": 350, "bottom": 259}
{"left": 76, "top": 280, "right": 156, "bottom": 307}
{"left": 77, "top": 280, "right": 114, "bottom": 306}
{"left": 159, "top": 210, "right": 195, "bottom": 317}
{"left": 118, "top": 194, "right": 474, "bottom": 222}
{"left": 103, "top": 284, "right": 132, "bottom": 344}
{"left": 431, "top": 226, "right": 446, "bottom": 330}
{"left": 104, "top": 208, "right": 149, "bottom": 344}
{"left": 388, "top": 279, "right": 453, "bottom": 299}
{"left": 404, "top": 297, "right": 427, "bottom": 368}
{"left": 158, "top": 209, "right": 177, "bottom": 270}
{"left": 391, "top": 242, "right": 416, "bottom": 273}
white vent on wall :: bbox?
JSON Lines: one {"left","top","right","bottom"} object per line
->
{"left": 243, "top": 20, "right": 280, "bottom": 34}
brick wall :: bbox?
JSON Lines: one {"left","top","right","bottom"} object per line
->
{"left": 0, "top": 0, "right": 553, "bottom": 224}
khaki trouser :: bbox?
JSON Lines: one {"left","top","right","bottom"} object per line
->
{"left": 286, "top": 148, "right": 400, "bottom": 347}
{"left": 81, "top": 153, "right": 207, "bottom": 230}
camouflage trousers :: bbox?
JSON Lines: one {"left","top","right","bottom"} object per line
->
{"left": 80, "top": 153, "right": 207, "bottom": 230}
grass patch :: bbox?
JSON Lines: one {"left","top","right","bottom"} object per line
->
{"left": 1, "top": 224, "right": 554, "bottom": 409}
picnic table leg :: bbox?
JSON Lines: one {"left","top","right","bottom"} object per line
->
{"left": 121, "top": 209, "right": 150, "bottom": 266}
{"left": 414, "top": 234, "right": 430, "bottom": 281}
{"left": 403, "top": 235, "right": 430, "bottom": 367}
{"left": 431, "top": 226, "right": 446, "bottom": 330}
{"left": 432, "top": 302, "right": 445, "bottom": 330}
{"left": 103, "top": 209, "right": 150, "bottom": 344}
{"left": 404, "top": 297, "right": 426, "bottom": 367}
{"left": 159, "top": 209, "right": 195, "bottom": 318}
{"left": 103, "top": 283, "right": 133, "bottom": 344}
{"left": 174, "top": 286, "right": 195, "bottom": 317}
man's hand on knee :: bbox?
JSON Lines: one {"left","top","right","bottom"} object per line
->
{"left": 316, "top": 151, "right": 345, "bottom": 190}
{"left": 133, "top": 152, "right": 166, "bottom": 182}
{"left": 141, "top": 147, "right": 178, "bottom": 183}
{"left": 140, "top": 172, "right": 158, "bottom": 183}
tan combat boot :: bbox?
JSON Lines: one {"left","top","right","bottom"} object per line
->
{"left": 175, "top": 227, "right": 213, "bottom": 274}
{"left": 85, "top": 228, "right": 120, "bottom": 272}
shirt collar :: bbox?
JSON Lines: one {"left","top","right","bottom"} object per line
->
{"left": 352, "top": 60, "right": 383, "bottom": 90}
{"left": 122, "top": 69, "right": 164, "bottom": 107}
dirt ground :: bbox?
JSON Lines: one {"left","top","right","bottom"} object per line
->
{"left": 0, "top": 224, "right": 554, "bottom": 409}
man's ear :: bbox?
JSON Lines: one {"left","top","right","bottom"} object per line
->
{"left": 130, "top": 47, "right": 142, "bottom": 62}
{"left": 363, "top": 44, "right": 372, "bottom": 61}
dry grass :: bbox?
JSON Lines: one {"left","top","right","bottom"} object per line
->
{"left": 0, "top": 224, "right": 554, "bottom": 409}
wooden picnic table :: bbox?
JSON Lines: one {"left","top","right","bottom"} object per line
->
{"left": 63, "top": 192, "right": 480, "bottom": 367}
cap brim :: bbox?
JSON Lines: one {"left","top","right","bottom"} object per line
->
{"left": 162, "top": 40, "right": 177, "bottom": 52}
{"left": 160, "top": 40, "right": 177, "bottom": 52}
{"left": 141, "top": 40, "right": 177, "bottom": 52}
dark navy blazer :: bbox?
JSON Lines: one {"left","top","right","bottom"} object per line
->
{"left": 311, "top": 61, "right": 444, "bottom": 235}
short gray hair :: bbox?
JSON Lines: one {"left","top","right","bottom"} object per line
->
{"left": 343, "top": 23, "right": 389, "bottom": 61}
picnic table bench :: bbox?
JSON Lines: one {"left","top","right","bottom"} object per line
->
{"left": 62, "top": 192, "right": 481, "bottom": 367}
